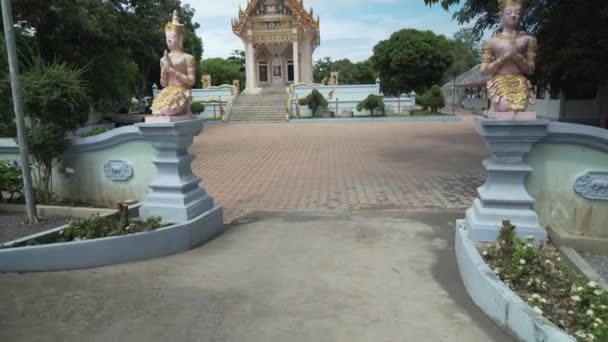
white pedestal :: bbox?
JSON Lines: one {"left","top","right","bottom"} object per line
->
{"left": 136, "top": 119, "right": 218, "bottom": 223}
{"left": 465, "top": 117, "right": 550, "bottom": 242}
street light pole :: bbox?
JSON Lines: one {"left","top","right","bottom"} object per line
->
{"left": 1, "top": 0, "right": 39, "bottom": 223}
{"left": 452, "top": 72, "right": 457, "bottom": 116}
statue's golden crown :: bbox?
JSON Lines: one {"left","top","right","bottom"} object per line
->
{"left": 499, "top": 0, "right": 524, "bottom": 11}
{"left": 165, "top": 10, "right": 185, "bottom": 34}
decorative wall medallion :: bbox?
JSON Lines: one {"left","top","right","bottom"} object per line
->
{"left": 574, "top": 172, "right": 608, "bottom": 201}
{"left": 104, "top": 160, "right": 133, "bottom": 182}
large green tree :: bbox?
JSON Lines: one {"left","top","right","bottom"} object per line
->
{"left": 200, "top": 57, "right": 245, "bottom": 88}
{"left": 8, "top": 0, "right": 203, "bottom": 110}
{"left": 313, "top": 58, "right": 376, "bottom": 84}
{"left": 371, "top": 29, "right": 453, "bottom": 96}
{"left": 423, "top": 0, "right": 608, "bottom": 93}
{"left": 444, "top": 28, "right": 479, "bottom": 82}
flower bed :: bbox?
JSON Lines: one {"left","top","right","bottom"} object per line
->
{"left": 2, "top": 214, "right": 164, "bottom": 248}
{"left": 481, "top": 221, "right": 607, "bottom": 342}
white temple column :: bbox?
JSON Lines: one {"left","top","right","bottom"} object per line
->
{"left": 292, "top": 39, "right": 300, "bottom": 84}
{"left": 245, "top": 39, "right": 255, "bottom": 90}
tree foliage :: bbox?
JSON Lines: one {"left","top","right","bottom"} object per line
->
{"left": 0, "top": 161, "right": 22, "bottom": 202}
{"left": 298, "top": 89, "right": 328, "bottom": 116}
{"left": 21, "top": 56, "right": 90, "bottom": 131}
{"left": 444, "top": 28, "right": 479, "bottom": 82}
{"left": 7, "top": 0, "right": 203, "bottom": 110}
{"left": 371, "top": 29, "right": 453, "bottom": 96}
{"left": 419, "top": 85, "right": 445, "bottom": 113}
{"left": 19, "top": 55, "right": 89, "bottom": 204}
{"left": 423, "top": 0, "right": 608, "bottom": 91}
{"left": 200, "top": 56, "right": 245, "bottom": 88}
{"left": 313, "top": 58, "right": 376, "bottom": 84}
{"left": 357, "top": 95, "right": 385, "bottom": 116}
{"left": 191, "top": 101, "right": 205, "bottom": 114}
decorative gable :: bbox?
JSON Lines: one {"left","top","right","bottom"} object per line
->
{"left": 232, "top": 0, "right": 320, "bottom": 35}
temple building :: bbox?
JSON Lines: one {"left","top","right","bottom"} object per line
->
{"left": 232, "top": 0, "right": 320, "bottom": 93}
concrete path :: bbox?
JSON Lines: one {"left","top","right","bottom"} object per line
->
{"left": 0, "top": 210, "right": 512, "bottom": 342}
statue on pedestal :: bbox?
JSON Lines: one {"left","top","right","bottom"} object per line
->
{"left": 481, "top": 0, "right": 538, "bottom": 120}
{"left": 150, "top": 11, "right": 196, "bottom": 120}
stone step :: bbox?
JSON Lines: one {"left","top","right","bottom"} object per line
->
{"left": 230, "top": 115, "right": 285, "bottom": 119}
{"left": 230, "top": 117, "right": 285, "bottom": 122}
{"left": 232, "top": 109, "right": 287, "bottom": 112}
{"left": 234, "top": 99, "right": 288, "bottom": 104}
{"left": 229, "top": 92, "right": 290, "bottom": 123}
{"left": 231, "top": 108, "right": 287, "bottom": 112}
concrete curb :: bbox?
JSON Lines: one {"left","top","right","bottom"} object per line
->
{"left": 0, "top": 203, "right": 116, "bottom": 219}
{"left": 558, "top": 247, "right": 608, "bottom": 289}
{"left": 547, "top": 226, "right": 608, "bottom": 256}
{"left": 289, "top": 115, "right": 463, "bottom": 124}
{"left": 455, "top": 220, "right": 574, "bottom": 342}
{"left": 0, "top": 206, "right": 224, "bottom": 273}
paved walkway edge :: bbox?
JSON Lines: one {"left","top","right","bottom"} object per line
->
{"left": 289, "top": 115, "right": 463, "bottom": 124}
{"left": 455, "top": 220, "right": 574, "bottom": 342}
{"left": 558, "top": 247, "right": 608, "bottom": 288}
{"left": 0, "top": 206, "right": 224, "bottom": 273}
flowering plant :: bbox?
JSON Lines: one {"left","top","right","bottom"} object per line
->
{"left": 482, "top": 221, "right": 607, "bottom": 341}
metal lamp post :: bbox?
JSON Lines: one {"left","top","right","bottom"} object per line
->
{"left": 1, "top": 0, "right": 38, "bottom": 223}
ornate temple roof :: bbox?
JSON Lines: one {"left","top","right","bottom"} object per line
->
{"left": 231, "top": 0, "right": 320, "bottom": 35}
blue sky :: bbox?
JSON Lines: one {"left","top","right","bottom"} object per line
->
{"left": 185, "top": 0, "right": 464, "bottom": 62}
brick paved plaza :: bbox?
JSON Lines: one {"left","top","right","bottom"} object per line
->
{"left": 191, "top": 114, "right": 489, "bottom": 222}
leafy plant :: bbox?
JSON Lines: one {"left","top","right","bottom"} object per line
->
{"left": 371, "top": 29, "right": 453, "bottom": 96}
{"left": 21, "top": 55, "right": 90, "bottom": 131}
{"left": 57, "top": 214, "right": 164, "bottom": 242}
{"left": 27, "top": 124, "right": 68, "bottom": 204}
{"left": 80, "top": 127, "right": 109, "bottom": 138}
{"left": 298, "top": 89, "right": 328, "bottom": 117}
{"left": 482, "top": 221, "right": 608, "bottom": 341}
{"left": 419, "top": 85, "right": 445, "bottom": 114}
{"left": 357, "top": 95, "right": 385, "bottom": 116}
{"left": 191, "top": 101, "right": 206, "bottom": 114}
{"left": 0, "top": 160, "right": 22, "bottom": 202}
{"left": 18, "top": 55, "right": 89, "bottom": 204}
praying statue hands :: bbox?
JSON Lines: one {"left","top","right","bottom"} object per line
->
{"left": 161, "top": 51, "right": 175, "bottom": 79}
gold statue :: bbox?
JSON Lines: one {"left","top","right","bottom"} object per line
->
{"left": 481, "top": 0, "right": 537, "bottom": 120}
{"left": 150, "top": 11, "right": 197, "bottom": 118}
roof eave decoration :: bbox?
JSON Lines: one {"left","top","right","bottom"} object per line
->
{"left": 232, "top": 0, "right": 320, "bottom": 35}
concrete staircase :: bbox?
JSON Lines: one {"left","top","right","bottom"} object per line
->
{"left": 229, "top": 87, "right": 289, "bottom": 123}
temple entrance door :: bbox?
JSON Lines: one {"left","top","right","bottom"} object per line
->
{"left": 272, "top": 57, "right": 284, "bottom": 85}
{"left": 259, "top": 62, "right": 269, "bottom": 84}
{"left": 287, "top": 61, "right": 294, "bottom": 83}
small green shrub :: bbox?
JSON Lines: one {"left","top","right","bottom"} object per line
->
{"left": 483, "top": 221, "right": 608, "bottom": 341}
{"left": 357, "top": 95, "right": 385, "bottom": 116}
{"left": 191, "top": 101, "right": 206, "bottom": 114}
{"left": 298, "top": 89, "right": 328, "bottom": 117}
{"left": 419, "top": 85, "right": 445, "bottom": 114}
{"left": 27, "top": 124, "right": 67, "bottom": 204}
{"left": 80, "top": 127, "right": 109, "bottom": 138}
{"left": 0, "top": 160, "right": 22, "bottom": 202}
{"left": 56, "top": 214, "right": 164, "bottom": 242}
{"left": 19, "top": 55, "right": 89, "bottom": 204}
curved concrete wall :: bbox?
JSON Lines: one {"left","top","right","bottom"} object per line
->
{"left": 527, "top": 123, "right": 608, "bottom": 238}
{"left": 0, "top": 126, "right": 156, "bottom": 205}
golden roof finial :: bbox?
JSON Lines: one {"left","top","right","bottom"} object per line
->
{"left": 165, "top": 10, "right": 185, "bottom": 34}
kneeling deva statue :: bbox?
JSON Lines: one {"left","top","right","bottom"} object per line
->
{"left": 150, "top": 11, "right": 196, "bottom": 119}
{"left": 481, "top": 0, "right": 538, "bottom": 120}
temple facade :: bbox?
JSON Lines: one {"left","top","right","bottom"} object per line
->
{"left": 232, "top": 0, "right": 320, "bottom": 93}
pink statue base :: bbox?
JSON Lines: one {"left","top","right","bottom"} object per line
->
{"left": 145, "top": 114, "right": 193, "bottom": 123}
{"left": 486, "top": 110, "right": 537, "bottom": 121}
